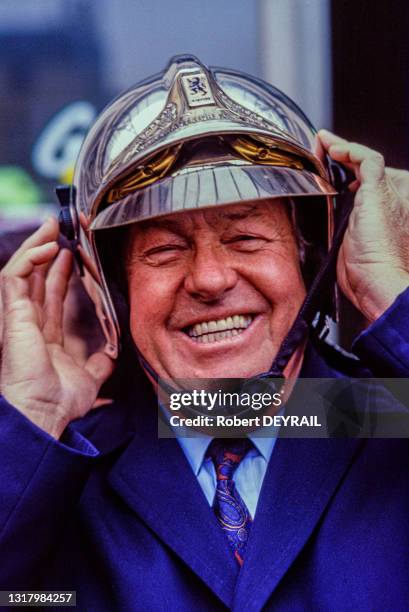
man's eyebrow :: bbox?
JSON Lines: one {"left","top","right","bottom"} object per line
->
{"left": 138, "top": 217, "right": 185, "bottom": 234}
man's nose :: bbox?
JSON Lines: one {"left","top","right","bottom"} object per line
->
{"left": 184, "top": 246, "right": 238, "bottom": 301}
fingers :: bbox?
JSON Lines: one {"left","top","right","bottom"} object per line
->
{"left": 1, "top": 217, "right": 59, "bottom": 297}
{"left": 92, "top": 398, "right": 114, "bottom": 409}
{"left": 348, "top": 179, "right": 360, "bottom": 193}
{"left": 318, "top": 129, "right": 360, "bottom": 182}
{"left": 318, "top": 129, "right": 385, "bottom": 187}
{"left": 1, "top": 217, "right": 74, "bottom": 356}
{"left": 1, "top": 218, "right": 66, "bottom": 348}
{"left": 0, "top": 246, "right": 59, "bottom": 333}
{"left": 2, "top": 241, "right": 59, "bottom": 285}
{"left": 18, "top": 216, "right": 59, "bottom": 251}
{"left": 43, "top": 249, "right": 73, "bottom": 344}
{"left": 84, "top": 351, "right": 115, "bottom": 390}
{"left": 4, "top": 217, "right": 59, "bottom": 271}
{"left": 29, "top": 261, "right": 55, "bottom": 327}
{"left": 329, "top": 144, "right": 384, "bottom": 185}
{"left": 0, "top": 246, "right": 60, "bottom": 368}
{"left": 318, "top": 129, "right": 348, "bottom": 148}
{"left": 30, "top": 263, "right": 49, "bottom": 306}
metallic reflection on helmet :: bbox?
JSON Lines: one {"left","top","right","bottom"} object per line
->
{"left": 70, "top": 54, "right": 337, "bottom": 358}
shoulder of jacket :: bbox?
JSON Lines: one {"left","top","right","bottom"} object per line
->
{"left": 311, "top": 336, "right": 371, "bottom": 378}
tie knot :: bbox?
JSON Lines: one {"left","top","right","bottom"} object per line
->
{"left": 206, "top": 438, "right": 253, "bottom": 481}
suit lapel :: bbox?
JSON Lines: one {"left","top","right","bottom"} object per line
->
{"left": 233, "top": 343, "right": 363, "bottom": 610}
{"left": 232, "top": 436, "right": 362, "bottom": 610}
{"left": 107, "top": 400, "right": 238, "bottom": 608}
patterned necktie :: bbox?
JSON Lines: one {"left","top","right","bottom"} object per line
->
{"left": 206, "top": 438, "right": 253, "bottom": 566}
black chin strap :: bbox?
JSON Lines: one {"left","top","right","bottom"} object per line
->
{"left": 269, "top": 189, "right": 354, "bottom": 377}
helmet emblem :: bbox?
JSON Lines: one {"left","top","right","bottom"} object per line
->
{"left": 181, "top": 72, "right": 215, "bottom": 107}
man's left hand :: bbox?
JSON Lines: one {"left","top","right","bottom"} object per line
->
{"left": 319, "top": 129, "right": 409, "bottom": 323}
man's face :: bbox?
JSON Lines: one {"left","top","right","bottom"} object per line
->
{"left": 126, "top": 200, "right": 306, "bottom": 380}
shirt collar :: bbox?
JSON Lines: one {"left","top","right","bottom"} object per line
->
{"left": 177, "top": 432, "right": 277, "bottom": 476}
{"left": 177, "top": 434, "right": 212, "bottom": 476}
{"left": 248, "top": 434, "right": 276, "bottom": 462}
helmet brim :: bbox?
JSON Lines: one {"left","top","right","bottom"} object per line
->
{"left": 90, "top": 163, "right": 337, "bottom": 230}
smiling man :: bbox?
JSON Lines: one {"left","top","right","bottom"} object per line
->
{"left": 125, "top": 200, "right": 305, "bottom": 381}
{"left": 0, "top": 56, "right": 409, "bottom": 610}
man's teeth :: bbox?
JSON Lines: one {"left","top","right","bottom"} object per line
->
{"left": 187, "top": 315, "right": 253, "bottom": 343}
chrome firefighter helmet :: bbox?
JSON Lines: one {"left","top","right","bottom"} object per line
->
{"left": 58, "top": 54, "right": 343, "bottom": 360}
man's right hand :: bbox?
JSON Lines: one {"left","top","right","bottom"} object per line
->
{"left": 0, "top": 217, "right": 114, "bottom": 439}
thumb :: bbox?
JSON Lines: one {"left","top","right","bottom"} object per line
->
{"left": 84, "top": 351, "right": 115, "bottom": 390}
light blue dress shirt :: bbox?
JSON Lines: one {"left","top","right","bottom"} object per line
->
{"left": 177, "top": 434, "right": 277, "bottom": 518}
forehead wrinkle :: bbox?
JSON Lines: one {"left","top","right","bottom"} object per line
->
{"left": 134, "top": 206, "right": 250, "bottom": 237}
{"left": 136, "top": 216, "right": 191, "bottom": 236}
{"left": 214, "top": 203, "right": 261, "bottom": 222}
{"left": 132, "top": 200, "right": 286, "bottom": 240}
{"left": 206, "top": 200, "right": 287, "bottom": 225}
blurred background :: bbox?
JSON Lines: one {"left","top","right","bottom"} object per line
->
{"left": 0, "top": 0, "right": 408, "bottom": 346}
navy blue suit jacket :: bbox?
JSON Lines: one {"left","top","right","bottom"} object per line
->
{"left": 1, "top": 289, "right": 409, "bottom": 611}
